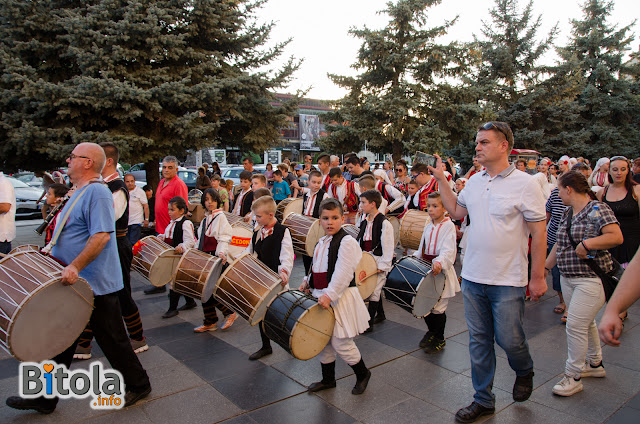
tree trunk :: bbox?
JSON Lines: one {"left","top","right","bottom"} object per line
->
{"left": 145, "top": 158, "right": 160, "bottom": 195}
{"left": 392, "top": 140, "right": 403, "bottom": 164}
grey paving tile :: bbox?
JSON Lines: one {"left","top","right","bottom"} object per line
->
{"left": 604, "top": 407, "right": 640, "bottom": 424}
{"left": 83, "top": 407, "right": 153, "bottom": 424}
{"left": 588, "top": 363, "right": 640, "bottom": 397}
{"left": 626, "top": 391, "right": 640, "bottom": 410}
{"left": 485, "top": 400, "right": 586, "bottom": 424}
{"left": 410, "top": 339, "right": 471, "bottom": 374}
{"left": 143, "top": 361, "right": 208, "bottom": 400}
{"left": 363, "top": 397, "right": 454, "bottom": 424}
{"left": 530, "top": 377, "right": 629, "bottom": 423}
{"left": 143, "top": 321, "right": 202, "bottom": 345}
{"left": 158, "top": 332, "right": 234, "bottom": 361}
{"left": 237, "top": 341, "right": 296, "bottom": 366}
{"left": 210, "top": 365, "right": 306, "bottom": 410}
{"left": 315, "top": 373, "right": 412, "bottom": 421}
{"left": 462, "top": 355, "right": 556, "bottom": 393}
{"left": 414, "top": 373, "right": 513, "bottom": 415}
{"left": 364, "top": 322, "right": 425, "bottom": 353}
{"left": 602, "top": 345, "right": 640, "bottom": 372}
{"left": 142, "top": 384, "right": 242, "bottom": 424}
{"left": 271, "top": 356, "right": 353, "bottom": 387}
{"left": 0, "top": 358, "right": 20, "bottom": 379}
{"left": 212, "top": 319, "right": 265, "bottom": 349}
{"left": 134, "top": 345, "right": 180, "bottom": 370}
{"left": 248, "top": 392, "right": 356, "bottom": 424}
{"left": 372, "top": 354, "right": 456, "bottom": 396}
{"left": 183, "top": 347, "right": 266, "bottom": 382}
{"left": 356, "top": 335, "right": 406, "bottom": 368}
{"left": 616, "top": 324, "right": 640, "bottom": 350}
{"left": 218, "top": 415, "right": 258, "bottom": 424}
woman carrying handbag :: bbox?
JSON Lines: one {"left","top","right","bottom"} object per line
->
{"left": 545, "top": 171, "right": 623, "bottom": 397}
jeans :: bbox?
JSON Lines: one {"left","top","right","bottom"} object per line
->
{"left": 0, "top": 241, "right": 11, "bottom": 255}
{"left": 560, "top": 276, "right": 605, "bottom": 379}
{"left": 461, "top": 279, "right": 534, "bottom": 408}
{"left": 128, "top": 224, "right": 142, "bottom": 245}
{"left": 547, "top": 243, "right": 562, "bottom": 292}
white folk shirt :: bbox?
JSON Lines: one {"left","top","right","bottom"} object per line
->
{"left": 198, "top": 210, "right": 233, "bottom": 256}
{"left": 456, "top": 164, "right": 546, "bottom": 286}
{"left": 128, "top": 186, "right": 148, "bottom": 225}
{"left": 242, "top": 225, "right": 295, "bottom": 277}
{"left": 162, "top": 218, "right": 196, "bottom": 251}
{"left": 232, "top": 188, "right": 251, "bottom": 216}
{"left": 103, "top": 173, "right": 127, "bottom": 220}
{"left": 328, "top": 179, "right": 361, "bottom": 209}
{"left": 0, "top": 172, "right": 16, "bottom": 242}
{"left": 375, "top": 181, "right": 406, "bottom": 212}
{"left": 362, "top": 216, "right": 395, "bottom": 272}
{"left": 301, "top": 187, "right": 329, "bottom": 216}
{"left": 413, "top": 218, "right": 460, "bottom": 299}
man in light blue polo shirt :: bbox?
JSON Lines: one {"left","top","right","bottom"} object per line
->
{"left": 6, "top": 143, "right": 151, "bottom": 414}
{"left": 430, "top": 122, "right": 547, "bottom": 423}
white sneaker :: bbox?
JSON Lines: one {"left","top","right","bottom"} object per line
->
{"left": 581, "top": 361, "right": 606, "bottom": 378}
{"left": 552, "top": 375, "right": 583, "bottom": 396}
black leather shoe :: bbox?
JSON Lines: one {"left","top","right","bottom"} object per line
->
{"left": 352, "top": 369, "right": 371, "bottom": 395}
{"left": 308, "top": 362, "right": 336, "bottom": 392}
{"left": 6, "top": 396, "right": 56, "bottom": 414}
{"left": 513, "top": 371, "right": 534, "bottom": 402}
{"left": 144, "top": 286, "right": 166, "bottom": 295}
{"left": 249, "top": 347, "right": 272, "bottom": 360}
{"left": 455, "top": 401, "right": 495, "bottom": 423}
{"left": 124, "top": 386, "right": 151, "bottom": 407}
{"left": 178, "top": 300, "right": 197, "bottom": 311}
{"left": 308, "top": 380, "right": 337, "bottom": 392}
{"left": 162, "top": 309, "right": 178, "bottom": 319}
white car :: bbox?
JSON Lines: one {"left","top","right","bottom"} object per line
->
{"left": 222, "top": 165, "right": 266, "bottom": 186}
{"left": 7, "top": 177, "right": 43, "bottom": 219}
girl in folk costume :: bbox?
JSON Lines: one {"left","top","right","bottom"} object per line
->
{"left": 410, "top": 163, "right": 438, "bottom": 212}
{"left": 193, "top": 189, "right": 238, "bottom": 333}
{"left": 159, "top": 196, "right": 197, "bottom": 318}
{"left": 292, "top": 170, "right": 329, "bottom": 273}
{"left": 413, "top": 192, "right": 460, "bottom": 353}
{"left": 300, "top": 198, "right": 372, "bottom": 395}
{"left": 373, "top": 169, "right": 406, "bottom": 214}
{"left": 588, "top": 157, "right": 610, "bottom": 189}
{"left": 328, "top": 167, "right": 361, "bottom": 214}
{"left": 357, "top": 190, "right": 395, "bottom": 330}
{"left": 244, "top": 196, "right": 295, "bottom": 361}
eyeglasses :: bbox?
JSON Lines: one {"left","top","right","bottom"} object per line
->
{"left": 68, "top": 153, "right": 91, "bottom": 161}
{"left": 480, "top": 122, "right": 510, "bottom": 141}
{"left": 395, "top": 168, "right": 403, "bottom": 172}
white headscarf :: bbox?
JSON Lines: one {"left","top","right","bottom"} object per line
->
{"left": 373, "top": 169, "right": 391, "bottom": 184}
{"left": 592, "top": 157, "right": 610, "bottom": 174}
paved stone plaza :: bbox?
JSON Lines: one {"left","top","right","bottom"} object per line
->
{"left": 1, "top": 220, "right": 639, "bottom": 423}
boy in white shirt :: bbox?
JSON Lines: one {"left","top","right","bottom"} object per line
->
{"left": 413, "top": 192, "right": 460, "bottom": 353}
{"left": 125, "top": 174, "right": 149, "bottom": 245}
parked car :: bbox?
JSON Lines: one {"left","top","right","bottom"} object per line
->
{"left": 8, "top": 177, "right": 43, "bottom": 219}
{"left": 15, "top": 173, "right": 43, "bottom": 188}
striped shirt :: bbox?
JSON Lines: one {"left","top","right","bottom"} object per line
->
{"left": 545, "top": 188, "right": 567, "bottom": 246}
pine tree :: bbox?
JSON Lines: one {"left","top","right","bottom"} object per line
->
{"left": 321, "top": 0, "right": 485, "bottom": 163}
{"left": 553, "top": 0, "right": 639, "bottom": 159}
{"left": 0, "top": 0, "right": 299, "bottom": 187}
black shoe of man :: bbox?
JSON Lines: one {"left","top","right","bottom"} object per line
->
{"left": 513, "top": 371, "right": 534, "bottom": 402}
{"left": 455, "top": 401, "right": 495, "bottom": 423}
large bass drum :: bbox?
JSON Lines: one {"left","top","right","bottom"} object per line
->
{"left": 131, "top": 236, "right": 181, "bottom": 287}
{"left": 275, "top": 198, "right": 303, "bottom": 223}
{"left": 282, "top": 213, "right": 324, "bottom": 257}
{"left": 262, "top": 290, "right": 334, "bottom": 360}
{"left": 399, "top": 210, "right": 431, "bottom": 251}
{"left": 172, "top": 249, "right": 223, "bottom": 302}
{"left": 383, "top": 256, "right": 445, "bottom": 318}
{"left": 0, "top": 251, "right": 94, "bottom": 361}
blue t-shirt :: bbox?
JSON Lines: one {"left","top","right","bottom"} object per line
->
{"left": 272, "top": 180, "right": 291, "bottom": 201}
{"left": 51, "top": 182, "right": 124, "bottom": 296}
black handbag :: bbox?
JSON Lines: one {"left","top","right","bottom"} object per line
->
{"left": 565, "top": 209, "right": 624, "bottom": 301}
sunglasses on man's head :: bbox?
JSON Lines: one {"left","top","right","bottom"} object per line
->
{"left": 480, "top": 122, "right": 510, "bottom": 141}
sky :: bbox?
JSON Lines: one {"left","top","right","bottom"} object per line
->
{"left": 256, "top": 0, "right": 640, "bottom": 100}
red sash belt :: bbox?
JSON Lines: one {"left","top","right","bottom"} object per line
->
{"left": 312, "top": 272, "right": 329, "bottom": 290}
{"left": 362, "top": 240, "right": 373, "bottom": 252}
{"left": 422, "top": 254, "right": 437, "bottom": 263}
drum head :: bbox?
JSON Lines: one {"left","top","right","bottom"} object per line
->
{"left": 8, "top": 278, "right": 93, "bottom": 362}
{"left": 413, "top": 272, "right": 446, "bottom": 318}
{"left": 279, "top": 198, "right": 303, "bottom": 222}
{"left": 8, "top": 245, "right": 39, "bottom": 256}
{"left": 304, "top": 219, "right": 325, "bottom": 257}
{"left": 387, "top": 216, "right": 401, "bottom": 246}
{"left": 201, "top": 259, "right": 224, "bottom": 302}
{"left": 149, "top": 249, "right": 181, "bottom": 287}
{"left": 355, "top": 252, "right": 378, "bottom": 299}
{"left": 291, "top": 303, "right": 335, "bottom": 360}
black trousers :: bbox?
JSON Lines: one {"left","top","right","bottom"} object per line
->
{"left": 54, "top": 294, "right": 150, "bottom": 393}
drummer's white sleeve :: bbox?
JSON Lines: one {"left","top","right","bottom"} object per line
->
{"left": 433, "top": 221, "right": 457, "bottom": 271}
{"left": 214, "top": 215, "right": 233, "bottom": 256}
{"left": 278, "top": 228, "right": 295, "bottom": 276}
{"left": 378, "top": 220, "right": 395, "bottom": 272}
{"left": 112, "top": 189, "right": 127, "bottom": 220}
{"left": 324, "top": 237, "right": 363, "bottom": 303}
{"left": 178, "top": 221, "right": 196, "bottom": 250}
{"left": 385, "top": 185, "right": 405, "bottom": 212}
